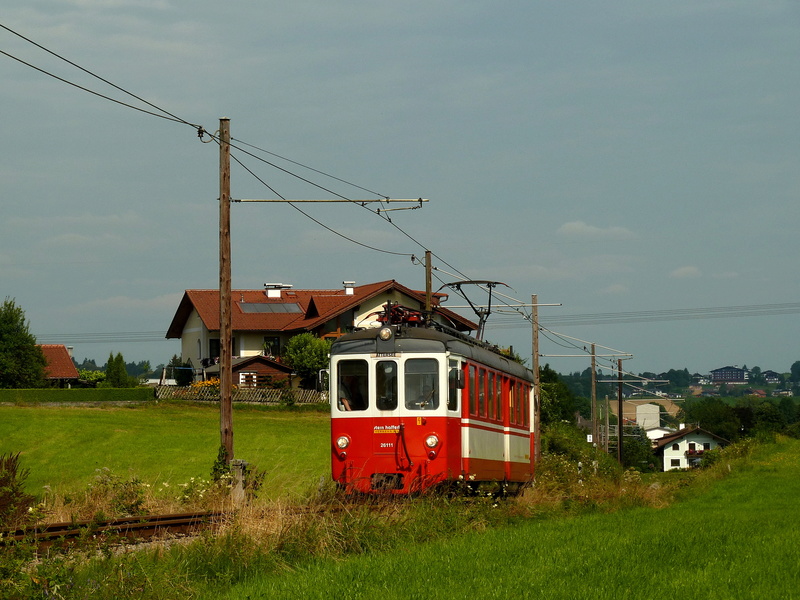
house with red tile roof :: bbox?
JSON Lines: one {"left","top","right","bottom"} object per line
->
{"left": 39, "top": 344, "right": 80, "bottom": 387}
{"left": 166, "top": 280, "right": 477, "bottom": 377}
{"left": 653, "top": 426, "right": 729, "bottom": 471}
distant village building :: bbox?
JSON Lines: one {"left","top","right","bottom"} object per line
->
{"left": 709, "top": 366, "right": 749, "bottom": 384}
{"left": 645, "top": 426, "right": 677, "bottom": 443}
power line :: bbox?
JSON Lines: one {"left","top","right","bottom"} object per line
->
{"left": 35, "top": 331, "right": 169, "bottom": 344}
{"left": 0, "top": 46, "right": 190, "bottom": 124}
{"left": 227, "top": 150, "right": 413, "bottom": 257}
{"left": 230, "top": 137, "right": 388, "bottom": 199}
{"left": 0, "top": 21, "right": 199, "bottom": 128}
{"left": 486, "top": 302, "right": 800, "bottom": 329}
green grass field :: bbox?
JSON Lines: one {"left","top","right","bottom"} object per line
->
{"left": 220, "top": 438, "right": 800, "bottom": 600}
{"left": 0, "top": 401, "right": 330, "bottom": 500}
{"left": 3, "top": 401, "right": 799, "bottom": 599}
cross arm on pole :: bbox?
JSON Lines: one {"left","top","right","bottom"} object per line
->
{"left": 232, "top": 198, "right": 428, "bottom": 203}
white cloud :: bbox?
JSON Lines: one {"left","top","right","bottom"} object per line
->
{"left": 600, "top": 283, "right": 629, "bottom": 295}
{"left": 557, "top": 221, "right": 637, "bottom": 240}
{"left": 670, "top": 265, "right": 702, "bottom": 279}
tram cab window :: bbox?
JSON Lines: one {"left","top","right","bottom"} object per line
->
{"left": 447, "top": 361, "right": 463, "bottom": 411}
{"left": 405, "top": 358, "right": 439, "bottom": 410}
{"left": 336, "top": 359, "right": 368, "bottom": 412}
{"left": 376, "top": 361, "right": 398, "bottom": 411}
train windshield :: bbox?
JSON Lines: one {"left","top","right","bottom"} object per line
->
{"left": 404, "top": 358, "right": 439, "bottom": 410}
{"left": 376, "top": 360, "right": 398, "bottom": 410}
{"left": 334, "top": 357, "right": 441, "bottom": 413}
{"left": 336, "top": 359, "right": 368, "bottom": 411}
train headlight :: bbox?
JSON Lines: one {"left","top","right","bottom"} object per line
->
{"left": 378, "top": 327, "right": 393, "bottom": 341}
{"left": 336, "top": 436, "right": 350, "bottom": 449}
{"left": 424, "top": 435, "right": 439, "bottom": 449}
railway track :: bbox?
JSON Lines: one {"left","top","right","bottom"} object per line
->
{"left": 1, "top": 511, "right": 225, "bottom": 549}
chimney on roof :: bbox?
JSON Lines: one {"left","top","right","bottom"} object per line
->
{"left": 343, "top": 281, "right": 355, "bottom": 295}
{"left": 264, "top": 283, "right": 293, "bottom": 299}
{"left": 67, "top": 346, "right": 74, "bottom": 359}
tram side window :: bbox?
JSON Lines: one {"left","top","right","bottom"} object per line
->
{"left": 487, "top": 372, "right": 495, "bottom": 420}
{"left": 519, "top": 385, "right": 531, "bottom": 427}
{"left": 513, "top": 382, "right": 521, "bottom": 425}
{"left": 468, "top": 365, "right": 477, "bottom": 415}
{"left": 496, "top": 376, "right": 504, "bottom": 422}
{"left": 478, "top": 368, "right": 486, "bottom": 417}
{"left": 376, "top": 361, "right": 398, "bottom": 411}
{"left": 337, "top": 359, "right": 368, "bottom": 412}
{"left": 508, "top": 381, "right": 517, "bottom": 425}
{"left": 405, "top": 358, "right": 439, "bottom": 410}
{"left": 447, "top": 360, "right": 461, "bottom": 411}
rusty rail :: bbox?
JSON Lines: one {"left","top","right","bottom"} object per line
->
{"left": 1, "top": 511, "right": 225, "bottom": 549}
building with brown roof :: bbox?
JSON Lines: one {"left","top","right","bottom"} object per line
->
{"left": 166, "top": 280, "right": 477, "bottom": 377}
{"left": 653, "top": 426, "right": 729, "bottom": 471}
{"left": 39, "top": 344, "right": 80, "bottom": 388}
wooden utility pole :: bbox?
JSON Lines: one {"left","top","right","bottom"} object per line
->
{"left": 617, "top": 358, "right": 623, "bottom": 464}
{"left": 424, "top": 250, "right": 432, "bottom": 315}
{"left": 532, "top": 294, "right": 541, "bottom": 464}
{"left": 219, "top": 117, "right": 233, "bottom": 462}
{"left": 591, "top": 343, "right": 597, "bottom": 445}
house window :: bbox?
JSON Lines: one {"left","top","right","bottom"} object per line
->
{"left": 672, "top": 443, "right": 679, "bottom": 451}
{"left": 670, "top": 459, "right": 681, "bottom": 467}
{"left": 239, "top": 372, "right": 257, "bottom": 388}
{"left": 703, "top": 443, "right": 711, "bottom": 450}
{"left": 263, "top": 336, "right": 280, "bottom": 357}
{"left": 689, "top": 443, "right": 696, "bottom": 451}
{"left": 209, "top": 338, "right": 237, "bottom": 359}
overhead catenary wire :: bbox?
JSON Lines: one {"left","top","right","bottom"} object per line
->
{"left": 35, "top": 331, "right": 168, "bottom": 344}
{"left": 227, "top": 149, "right": 413, "bottom": 257}
{"left": 486, "top": 302, "right": 800, "bottom": 329}
{"left": 0, "top": 22, "right": 200, "bottom": 128}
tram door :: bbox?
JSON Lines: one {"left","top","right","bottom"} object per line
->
{"left": 373, "top": 360, "right": 401, "bottom": 465}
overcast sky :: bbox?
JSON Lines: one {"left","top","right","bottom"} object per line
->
{"left": 2, "top": 1, "right": 799, "bottom": 376}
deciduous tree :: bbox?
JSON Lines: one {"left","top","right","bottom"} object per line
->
{"left": 282, "top": 333, "right": 331, "bottom": 389}
{"left": 0, "top": 298, "right": 46, "bottom": 389}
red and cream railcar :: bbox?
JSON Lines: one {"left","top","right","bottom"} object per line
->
{"left": 330, "top": 321, "right": 535, "bottom": 494}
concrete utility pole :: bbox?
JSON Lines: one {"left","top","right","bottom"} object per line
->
{"left": 219, "top": 117, "right": 233, "bottom": 462}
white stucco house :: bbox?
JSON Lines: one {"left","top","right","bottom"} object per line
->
{"left": 645, "top": 426, "right": 676, "bottom": 443}
{"left": 165, "top": 279, "right": 477, "bottom": 380}
{"left": 654, "top": 426, "right": 730, "bottom": 471}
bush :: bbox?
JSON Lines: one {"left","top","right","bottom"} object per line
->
{"left": 85, "top": 468, "right": 147, "bottom": 517}
{"left": 0, "top": 453, "right": 35, "bottom": 528}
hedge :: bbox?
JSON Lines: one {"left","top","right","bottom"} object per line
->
{"left": 0, "top": 387, "right": 155, "bottom": 403}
